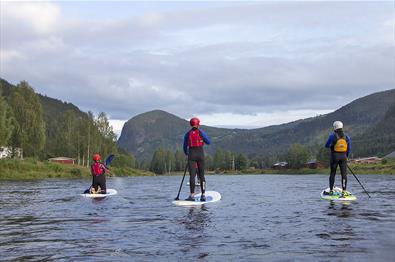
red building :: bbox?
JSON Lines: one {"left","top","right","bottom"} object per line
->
{"left": 48, "top": 157, "right": 75, "bottom": 165}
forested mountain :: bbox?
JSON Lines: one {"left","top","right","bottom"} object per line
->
{"left": 118, "top": 89, "right": 395, "bottom": 161}
{"left": 0, "top": 78, "right": 135, "bottom": 168}
{"left": 352, "top": 101, "right": 395, "bottom": 157}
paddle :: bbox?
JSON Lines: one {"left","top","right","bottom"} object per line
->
{"left": 174, "top": 163, "right": 189, "bottom": 200}
{"left": 105, "top": 154, "right": 115, "bottom": 166}
{"left": 347, "top": 164, "right": 371, "bottom": 198}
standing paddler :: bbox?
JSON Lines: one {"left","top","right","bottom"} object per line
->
{"left": 324, "top": 121, "right": 352, "bottom": 197}
{"left": 183, "top": 117, "right": 211, "bottom": 201}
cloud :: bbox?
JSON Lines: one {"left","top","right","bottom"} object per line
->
{"left": 1, "top": 1, "right": 393, "bottom": 127}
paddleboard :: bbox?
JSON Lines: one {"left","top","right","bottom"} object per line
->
{"left": 172, "top": 190, "right": 221, "bottom": 206}
{"left": 320, "top": 187, "right": 356, "bottom": 201}
{"left": 81, "top": 189, "right": 117, "bottom": 198}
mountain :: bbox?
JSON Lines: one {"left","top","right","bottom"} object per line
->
{"left": 352, "top": 101, "right": 395, "bottom": 157}
{"left": 118, "top": 89, "right": 395, "bottom": 160}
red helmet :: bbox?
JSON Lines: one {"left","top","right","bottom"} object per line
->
{"left": 190, "top": 117, "right": 200, "bottom": 127}
{"left": 92, "top": 154, "right": 101, "bottom": 161}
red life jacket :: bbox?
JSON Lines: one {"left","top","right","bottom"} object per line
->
{"left": 188, "top": 129, "right": 204, "bottom": 147}
{"left": 91, "top": 162, "right": 104, "bottom": 176}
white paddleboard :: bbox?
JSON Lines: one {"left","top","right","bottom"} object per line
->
{"left": 172, "top": 191, "right": 221, "bottom": 206}
{"left": 81, "top": 189, "right": 117, "bottom": 198}
{"left": 320, "top": 187, "right": 356, "bottom": 201}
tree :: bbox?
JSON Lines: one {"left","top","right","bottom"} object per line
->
{"left": 205, "top": 154, "right": 213, "bottom": 171}
{"left": 9, "top": 81, "right": 45, "bottom": 157}
{"left": 150, "top": 148, "right": 166, "bottom": 174}
{"left": 235, "top": 153, "right": 248, "bottom": 170}
{"left": 286, "top": 144, "right": 310, "bottom": 169}
{"left": 316, "top": 146, "right": 330, "bottom": 168}
{"left": 174, "top": 150, "right": 186, "bottom": 171}
{"left": 213, "top": 149, "right": 225, "bottom": 170}
{"left": 112, "top": 154, "right": 136, "bottom": 168}
{"left": 0, "top": 93, "right": 13, "bottom": 146}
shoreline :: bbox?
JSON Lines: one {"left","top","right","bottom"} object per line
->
{"left": 1, "top": 159, "right": 394, "bottom": 181}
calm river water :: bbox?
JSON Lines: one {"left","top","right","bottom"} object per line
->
{"left": 1, "top": 175, "right": 394, "bottom": 261}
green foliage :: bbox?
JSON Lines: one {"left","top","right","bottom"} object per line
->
{"left": 150, "top": 148, "right": 167, "bottom": 174}
{"left": 174, "top": 150, "right": 186, "bottom": 171}
{"left": 286, "top": 144, "right": 310, "bottom": 169}
{"left": 111, "top": 154, "right": 136, "bottom": 168}
{"left": 352, "top": 101, "right": 395, "bottom": 157}
{"left": 316, "top": 146, "right": 330, "bottom": 168}
{"left": 8, "top": 81, "right": 45, "bottom": 157}
{"left": 235, "top": 153, "right": 248, "bottom": 170}
{"left": 0, "top": 79, "right": 137, "bottom": 171}
{"left": 0, "top": 92, "right": 13, "bottom": 146}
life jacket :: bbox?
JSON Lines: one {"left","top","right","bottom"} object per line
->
{"left": 333, "top": 133, "right": 348, "bottom": 153}
{"left": 91, "top": 162, "right": 104, "bottom": 176}
{"left": 188, "top": 128, "right": 204, "bottom": 148}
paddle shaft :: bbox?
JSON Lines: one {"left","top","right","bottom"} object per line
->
{"left": 347, "top": 164, "right": 371, "bottom": 198}
{"left": 175, "top": 163, "right": 188, "bottom": 200}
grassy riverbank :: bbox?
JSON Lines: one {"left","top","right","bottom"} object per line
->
{"left": 0, "top": 158, "right": 154, "bottom": 180}
{"left": 234, "top": 159, "right": 395, "bottom": 175}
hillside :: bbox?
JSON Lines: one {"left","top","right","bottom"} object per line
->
{"left": 118, "top": 89, "right": 395, "bottom": 160}
{"left": 352, "top": 101, "right": 395, "bottom": 157}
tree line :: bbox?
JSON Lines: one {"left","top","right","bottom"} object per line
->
{"left": 0, "top": 81, "right": 136, "bottom": 168}
{"left": 148, "top": 143, "right": 332, "bottom": 174}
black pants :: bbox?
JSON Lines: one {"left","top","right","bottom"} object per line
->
{"left": 329, "top": 153, "right": 347, "bottom": 191}
{"left": 188, "top": 147, "right": 206, "bottom": 194}
{"left": 92, "top": 173, "right": 106, "bottom": 194}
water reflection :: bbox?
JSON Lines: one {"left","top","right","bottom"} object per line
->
{"left": 327, "top": 201, "right": 353, "bottom": 218}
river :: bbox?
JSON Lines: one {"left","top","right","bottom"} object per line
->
{"left": 1, "top": 174, "right": 394, "bottom": 261}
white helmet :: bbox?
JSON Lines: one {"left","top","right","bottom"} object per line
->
{"left": 333, "top": 121, "right": 343, "bottom": 130}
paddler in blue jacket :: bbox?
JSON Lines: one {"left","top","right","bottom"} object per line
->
{"left": 324, "top": 121, "right": 351, "bottom": 197}
{"left": 183, "top": 117, "right": 211, "bottom": 201}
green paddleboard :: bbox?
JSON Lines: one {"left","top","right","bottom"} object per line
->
{"left": 320, "top": 187, "right": 357, "bottom": 201}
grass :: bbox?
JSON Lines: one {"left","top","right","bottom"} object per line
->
{"left": 0, "top": 158, "right": 155, "bottom": 180}
{"left": 221, "top": 159, "right": 395, "bottom": 175}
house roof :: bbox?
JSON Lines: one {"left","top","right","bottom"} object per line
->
{"left": 385, "top": 150, "right": 395, "bottom": 158}
{"left": 48, "top": 157, "right": 75, "bottom": 161}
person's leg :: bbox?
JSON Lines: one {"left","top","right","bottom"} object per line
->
{"left": 329, "top": 156, "right": 337, "bottom": 192}
{"left": 339, "top": 158, "right": 347, "bottom": 191}
{"left": 197, "top": 160, "right": 206, "bottom": 195}
{"left": 99, "top": 175, "right": 107, "bottom": 194}
{"left": 188, "top": 159, "right": 197, "bottom": 195}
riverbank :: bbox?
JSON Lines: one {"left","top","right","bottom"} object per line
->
{"left": 0, "top": 158, "right": 154, "bottom": 180}
{"left": 235, "top": 159, "right": 395, "bottom": 175}
{"left": 1, "top": 158, "right": 394, "bottom": 180}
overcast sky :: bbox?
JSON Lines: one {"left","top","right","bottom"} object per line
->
{"left": 1, "top": 1, "right": 394, "bottom": 135}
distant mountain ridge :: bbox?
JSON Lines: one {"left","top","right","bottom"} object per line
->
{"left": 118, "top": 89, "right": 395, "bottom": 160}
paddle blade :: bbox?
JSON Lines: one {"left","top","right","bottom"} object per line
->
{"left": 105, "top": 154, "right": 115, "bottom": 166}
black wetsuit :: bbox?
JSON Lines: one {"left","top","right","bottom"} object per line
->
{"left": 92, "top": 173, "right": 106, "bottom": 194}
{"left": 188, "top": 147, "right": 206, "bottom": 194}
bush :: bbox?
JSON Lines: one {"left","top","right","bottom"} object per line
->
{"left": 70, "top": 168, "right": 82, "bottom": 177}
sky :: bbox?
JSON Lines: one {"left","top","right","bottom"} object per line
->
{"left": 1, "top": 1, "right": 394, "bottom": 136}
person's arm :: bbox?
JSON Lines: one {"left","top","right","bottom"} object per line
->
{"left": 325, "top": 133, "right": 334, "bottom": 148}
{"left": 183, "top": 132, "right": 189, "bottom": 155}
{"left": 346, "top": 135, "right": 351, "bottom": 157}
{"left": 199, "top": 130, "right": 211, "bottom": 145}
